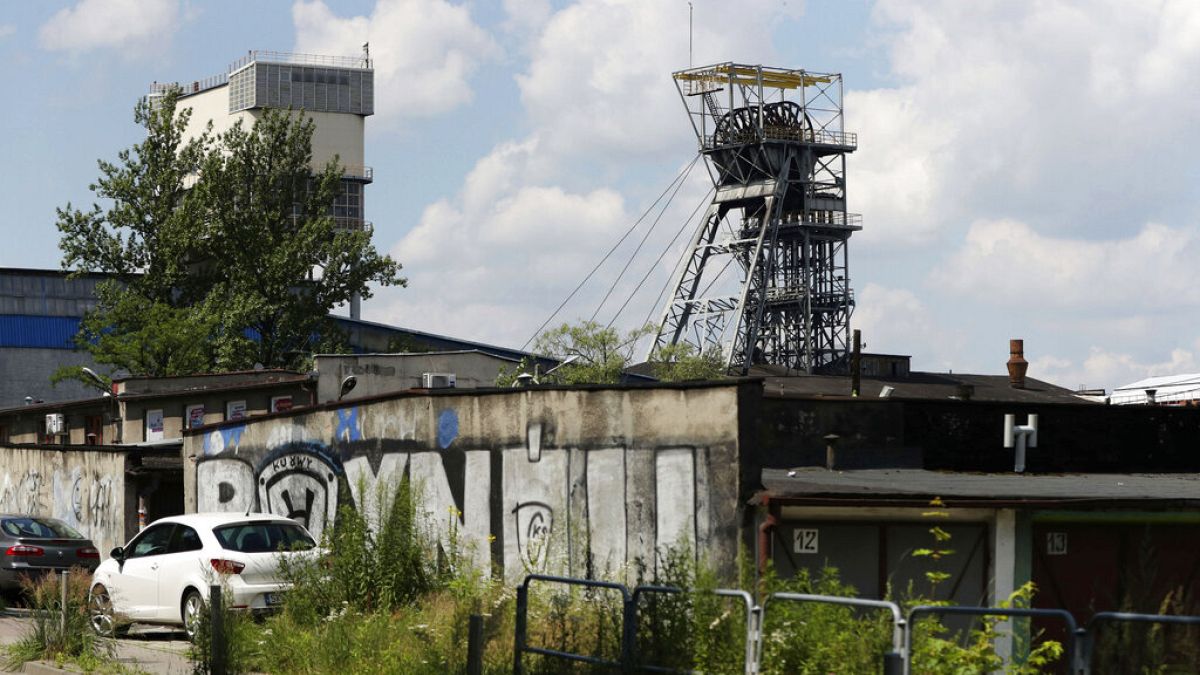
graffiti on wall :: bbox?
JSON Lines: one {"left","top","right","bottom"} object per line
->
{"left": 0, "top": 465, "right": 120, "bottom": 552}
{"left": 196, "top": 404, "right": 710, "bottom": 580}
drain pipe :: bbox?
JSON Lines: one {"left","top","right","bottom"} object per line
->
{"left": 758, "top": 497, "right": 777, "bottom": 577}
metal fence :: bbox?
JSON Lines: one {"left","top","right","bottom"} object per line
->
{"left": 512, "top": 574, "right": 1200, "bottom": 674}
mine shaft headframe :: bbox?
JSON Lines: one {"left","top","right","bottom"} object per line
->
{"left": 672, "top": 63, "right": 846, "bottom": 151}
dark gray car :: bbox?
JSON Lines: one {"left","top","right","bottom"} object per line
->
{"left": 0, "top": 515, "right": 100, "bottom": 591}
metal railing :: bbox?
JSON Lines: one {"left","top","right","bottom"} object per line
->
{"left": 513, "top": 574, "right": 632, "bottom": 674}
{"left": 905, "top": 605, "right": 1080, "bottom": 675}
{"left": 629, "top": 585, "right": 760, "bottom": 675}
{"left": 230, "top": 50, "right": 372, "bottom": 72}
{"left": 701, "top": 128, "right": 857, "bottom": 150}
{"left": 1078, "top": 612, "right": 1200, "bottom": 672}
{"left": 340, "top": 165, "right": 374, "bottom": 182}
{"left": 513, "top": 575, "right": 1200, "bottom": 674}
{"left": 763, "top": 593, "right": 905, "bottom": 673}
{"left": 149, "top": 73, "right": 229, "bottom": 97}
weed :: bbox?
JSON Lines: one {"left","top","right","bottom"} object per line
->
{"left": 3, "top": 568, "right": 117, "bottom": 672}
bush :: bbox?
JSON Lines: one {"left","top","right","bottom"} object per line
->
{"left": 3, "top": 568, "right": 115, "bottom": 672}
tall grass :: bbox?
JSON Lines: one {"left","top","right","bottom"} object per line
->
{"left": 221, "top": 486, "right": 1068, "bottom": 674}
{"left": 3, "top": 568, "right": 116, "bottom": 672}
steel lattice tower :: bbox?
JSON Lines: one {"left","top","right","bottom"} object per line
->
{"left": 649, "top": 64, "right": 860, "bottom": 375}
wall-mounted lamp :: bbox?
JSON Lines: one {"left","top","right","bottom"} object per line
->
{"left": 338, "top": 375, "right": 358, "bottom": 401}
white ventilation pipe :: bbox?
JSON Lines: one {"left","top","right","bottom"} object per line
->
{"left": 1003, "top": 414, "right": 1038, "bottom": 472}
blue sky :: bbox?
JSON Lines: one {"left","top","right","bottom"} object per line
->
{"left": 3, "top": 0, "right": 1199, "bottom": 392}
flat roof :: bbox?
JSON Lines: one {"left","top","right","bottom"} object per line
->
{"left": 757, "top": 370, "right": 1092, "bottom": 405}
{"left": 758, "top": 468, "right": 1200, "bottom": 505}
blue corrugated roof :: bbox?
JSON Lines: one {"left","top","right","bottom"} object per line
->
{"left": 0, "top": 315, "right": 81, "bottom": 349}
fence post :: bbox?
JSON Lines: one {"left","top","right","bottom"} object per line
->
{"left": 882, "top": 651, "right": 903, "bottom": 675}
{"left": 621, "top": 592, "right": 637, "bottom": 672}
{"left": 209, "top": 585, "right": 226, "bottom": 675}
{"left": 60, "top": 570, "right": 68, "bottom": 636}
{"left": 513, "top": 583, "right": 528, "bottom": 675}
{"left": 466, "top": 613, "right": 484, "bottom": 675}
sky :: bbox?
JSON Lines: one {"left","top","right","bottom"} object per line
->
{"left": 2, "top": 0, "right": 1199, "bottom": 392}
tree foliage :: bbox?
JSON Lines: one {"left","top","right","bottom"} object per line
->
{"left": 498, "top": 321, "right": 728, "bottom": 386}
{"left": 650, "top": 342, "right": 727, "bottom": 382}
{"left": 528, "top": 320, "right": 651, "bottom": 385}
{"left": 56, "top": 89, "right": 404, "bottom": 378}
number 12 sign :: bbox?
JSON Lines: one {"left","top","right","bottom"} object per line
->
{"left": 794, "top": 528, "right": 819, "bottom": 554}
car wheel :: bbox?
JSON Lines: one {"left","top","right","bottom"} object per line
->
{"left": 89, "top": 584, "right": 128, "bottom": 637}
{"left": 182, "top": 589, "right": 204, "bottom": 642}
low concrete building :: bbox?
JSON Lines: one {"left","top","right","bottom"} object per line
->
{"left": 180, "top": 366, "right": 1200, "bottom": 641}
{"left": 0, "top": 370, "right": 311, "bottom": 446}
{"left": 0, "top": 443, "right": 180, "bottom": 556}
{"left": 313, "top": 350, "right": 522, "bottom": 402}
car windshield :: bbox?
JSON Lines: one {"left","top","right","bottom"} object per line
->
{"left": 1, "top": 517, "right": 85, "bottom": 539}
{"left": 213, "top": 521, "right": 316, "bottom": 553}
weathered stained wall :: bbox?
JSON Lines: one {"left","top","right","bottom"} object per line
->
{"left": 757, "top": 396, "right": 1200, "bottom": 473}
{"left": 183, "top": 383, "right": 746, "bottom": 581}
{"left": 0, "top": 445, "right": 129, "bottom": 556}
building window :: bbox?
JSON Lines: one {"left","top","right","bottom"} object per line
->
{"left": 85, "top": 415, "right": 102, "bottom": 445}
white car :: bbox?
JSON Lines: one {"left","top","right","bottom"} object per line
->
{"left": 89, "top": 513, "right": 319, "bottom": 639}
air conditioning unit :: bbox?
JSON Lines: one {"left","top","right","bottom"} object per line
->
{"left": 45, "top": 413, "right": 65, "bottom": 435}
{"left": 421, "top": 373, "right": 456, "bottom": 389}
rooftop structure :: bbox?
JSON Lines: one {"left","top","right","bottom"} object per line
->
{"left": 650, "top": 63, "right": 859, "bottom": 375}
{"left": 151, "top": 50, "right": 376, "bottom": 317}
{"left": 1109, "top": 372, "right": 1200, "bottom": 405}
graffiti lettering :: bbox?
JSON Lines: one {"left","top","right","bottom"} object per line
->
{"left": 512, "top": 501, "right": 553, "bottom": 570}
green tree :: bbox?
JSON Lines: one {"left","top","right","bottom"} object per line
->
{"left": 56, "top": 89, "right": 404, "bottom": 377}
{"left": 650, "top": 342, "right": 727, "bottom": 382}
{"left": 527, "top": 321, "right": 651, "bottom": 385}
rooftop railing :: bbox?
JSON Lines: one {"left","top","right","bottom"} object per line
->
{"left": 340, "top": 165, "right": 374, "bottom": 183}
{"left": 702, "top": 128, "right": 857, "bottom": 150}
{"left": 230, "top": 50, "right": 372, "bottom": 72}
{"left": 149, "top": 73, "right": 229, "bottom": 97}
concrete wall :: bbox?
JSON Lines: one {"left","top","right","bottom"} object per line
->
{"left": 0, "top": 445, "right": 129, "bottom": 556}
{"left": 119, "top": 383, "right": 310, "bottom": 443}
{"left": 183, "top": 383, "right": 745, "bottom": 581}
{"left": 177, "top": 88, "right": 364, "bottom": 171}
{"left": 314, "top": 352, "right": 516, "bottom": 402}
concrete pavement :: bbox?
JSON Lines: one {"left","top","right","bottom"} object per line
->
{"left": 0, "top": 613, "right": 193, "bottom": 674}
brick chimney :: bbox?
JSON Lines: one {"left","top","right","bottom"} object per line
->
{"left": 1007, "top": 339, "right": 1028, "bottom": 389}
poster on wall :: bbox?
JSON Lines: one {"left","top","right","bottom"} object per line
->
{"left": 186, "top": 404, "right": 206, "bottom": 429}
{"left": 226, "top": 400, "right": 247, "bottom": 421}
{"left": 145, "top": 409, "right": 165, "bottom": 442}
{"left": 270, "top": 396, "right": 293, "bottom": 413}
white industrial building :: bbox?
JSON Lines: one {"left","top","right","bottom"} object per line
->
{"left": 149, "top": 49, "right": 375, "bottom": 318}
{"left": 1109, "top": 372, "right": 1200, "bottom": 405}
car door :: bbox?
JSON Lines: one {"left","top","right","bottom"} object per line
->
{"left": 154, "top": 524, "right": 205, "bottom": 623}
{"left": 111, "top": 524, "right": 175, "bottom": 621}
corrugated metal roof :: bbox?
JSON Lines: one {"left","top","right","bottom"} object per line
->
{"left": 0, "top": 315, "right": 81, "bottom": 349}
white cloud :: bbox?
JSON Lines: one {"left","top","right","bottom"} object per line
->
{"left": 370, "top": 0, "right": 802, "bottom": 348}
{"left": 931, "top": 219, "right": 1200, "bottom": 311}
{"left": 852, "top": 283, "right": 964, "bottom": 370}
{"left": 292, "top": 0, "right": 498, "bottom": 126}
{"left": 853, "top": 0, "right": 1200, "bottom": 245}
{"left": 516, "top": 0, "right": 803, "bottom": 166}
{"left": 39, "top": 0, "right": 180, "bottom": 53}
{"left": 380, "top": 137, "right": 637, "bottom": 344}
{"left": 501, "top": 0, "right": 552, "bottom": 37}
{"left": 1034, "top": 345, "right": 1200, "bottom": 393}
